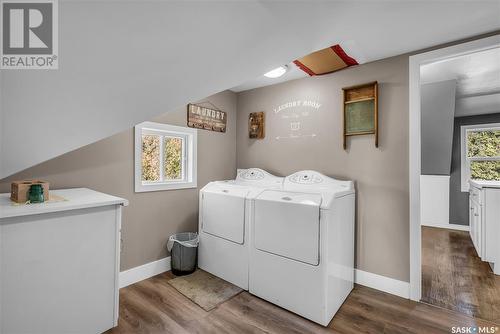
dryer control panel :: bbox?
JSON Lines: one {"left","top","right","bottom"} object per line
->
{"left": 288, "top": 171, "right": 323, "bottom": 184}
{"left": 235, "top": 168, "right": 284, "bottom": 187}
{"left": 238, "top": 168, "right": 265, "bottom": 180}
{"left": 284, "top": 170, "right": 353, "bottom": 192}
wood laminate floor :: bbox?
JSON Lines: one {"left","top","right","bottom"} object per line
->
{"left": 422, "top": 226, "right": 500, "bottom": 323}
{"left": 106, "top": 271, "right": 498, "bottom": 334}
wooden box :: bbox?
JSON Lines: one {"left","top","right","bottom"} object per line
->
{"left": 11, "top": 180, "right": 49, "bottom": 203}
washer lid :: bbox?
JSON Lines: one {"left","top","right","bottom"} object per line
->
{"left": 255, "top": 190, "right": 322, "bottom": 207}
{"left": 202, "top": 182, "right": 249, "bottom": 198}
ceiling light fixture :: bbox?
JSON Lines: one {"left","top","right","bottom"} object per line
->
{"left": 264, "top": 65, "right": 288, "bottom": 78}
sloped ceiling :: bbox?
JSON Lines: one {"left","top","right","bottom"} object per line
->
{"left": 421, "top": 47, "right": 500, "bottom": 117}
{"left": 421, "top": 80, "right": 457, "bottom": 175}
{"left": 1, "top": 1, "right": 500, "bottom": 178}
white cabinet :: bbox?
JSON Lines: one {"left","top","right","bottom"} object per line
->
{"left": 469, "top": 181, "right": 500, "bottom": 275}
{"left": 469, "top": 196, "right": 482, "bottom": 257}
{"left": 0, "top": 188, "right": 128, "bottom": 334}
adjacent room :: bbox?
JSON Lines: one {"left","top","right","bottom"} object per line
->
{"left": 0, "top": 1, "right": 500, "bottom": 333}
{"left": 420, "top": 47, "right": 500, "bottom": 322}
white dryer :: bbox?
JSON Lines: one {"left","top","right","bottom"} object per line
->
{"left": 198, "top": 168, "right": 283, "bottom": 289}
{"left": 249, "top": 170, "right": 355, "bottom": 326}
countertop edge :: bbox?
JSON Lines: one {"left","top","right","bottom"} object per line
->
{"left": 469, "top": 180, "right": 500, "bottom": 189}
{"left": 0, "top": 188, "right": 129, "bottom": 220}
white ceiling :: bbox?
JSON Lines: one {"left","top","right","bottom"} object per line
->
{"left": 2, "top": 1, "right": 500, "bottom": 178}
{"left": 233, "top": 0, "right": 500, "bottom": 93}
{"left": 455, "top": 93, "right": 500, "bottom": 116}
{"left": 421, "top": 47, "right": 500, "bottom": 97}
{"left": 231, "top": 62, "right": 307, "bottom": 93}
{"left": 421, "top": 47, "right": 500, "bottom": 117}
{"left": 231, "top": 41, "right": 366, "bottom": 92}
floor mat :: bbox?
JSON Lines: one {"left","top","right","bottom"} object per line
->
{"left": 167, "top": 269, "right": 243, "bottom": 311}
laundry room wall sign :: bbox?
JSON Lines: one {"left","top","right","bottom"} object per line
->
{"left": 187, "top": 103, "right": 227, "bottom": 132}
{"left": 273, "top": 99, "right": 322, "bottom": 140}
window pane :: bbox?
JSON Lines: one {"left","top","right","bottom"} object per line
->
{"left": 142, "top": 135, "right": 160, "bottom": 181}
{"left": 467, "top": 130, "right": 500, "bottom": 158}
{"left": 164, "top": 137, "right": 183, "bottom": 180}
{"left": 470, "top": 160, "right": 500, "bottom": 181}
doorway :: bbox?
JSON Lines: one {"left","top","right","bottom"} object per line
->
{"left": 409, "top": 35, "right": 500, "bottom": 314}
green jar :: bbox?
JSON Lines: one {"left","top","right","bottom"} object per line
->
{"left": 28, "top": 184, "right": 45, "bottom": 203}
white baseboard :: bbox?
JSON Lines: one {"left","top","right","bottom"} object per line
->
{"left": 119, "top": 257, "right": 171, "bottom": 288}
{"left": 354, "top": 269, "right": 410, "bottom": 299}
{"left": 119, "top": 257, "right": 409, "bottom": 300}
{"left": 421, "top": 222, "right": 470, "bottom": 231}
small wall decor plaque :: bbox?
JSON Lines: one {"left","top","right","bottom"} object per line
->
{"left": 342, "top": 81, "right": 378, "bottom": 149}
{"left": 187, "top": 103, "right": 226, "bottom": 132}
{"left": 249, "top": 112, "right": 265, "bottom": 139}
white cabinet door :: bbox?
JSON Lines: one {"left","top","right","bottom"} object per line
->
{"left": 469, "top": 198, "right": 474, "bottom": 245}
{"left": 470, "top": 200, "right": 482, "bottom": 258}
{"left": 475, "top": 203, "right": 482, "bottom": 258}
{"left": 0, "top": 206, "right": 119, "bottom": 334}
{"left": 483, "top": 188, "right": 500, "bottom": 266}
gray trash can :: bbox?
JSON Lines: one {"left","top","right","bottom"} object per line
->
{"left": 167, "top": 232, "right": 199, "bottom": 276}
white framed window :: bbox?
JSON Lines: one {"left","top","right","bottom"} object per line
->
{"left": 460, "top": 123, "right": 500, "bottom": 191}
{"left": 135, "top": 121, "right": 197, "bottom": 192}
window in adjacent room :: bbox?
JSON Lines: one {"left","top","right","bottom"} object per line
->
{"left": 135, "top": 121, "right": 197, "bottom": 192}
{"left": 461, "top": 123, "right": 500, "bottom": 191}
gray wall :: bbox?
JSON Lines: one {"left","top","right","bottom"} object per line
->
{"left": 236, "top": 55, "right": 409, "bottom": 282}
{"left": 1, "top": 33, "right": 495, "bottom": 279}
{"left": 421, "top": 80, "right": 456, "bottom": 175}
{"left": 0, "top": 70, "right": 2, "bottom": 171}
{"left": 0, "top": 91, "right": 237, "bottom": 271}
{"left": 450, "top": 112, "right": 500, "bottom": 225}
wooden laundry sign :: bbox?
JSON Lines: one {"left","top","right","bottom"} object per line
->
{"left": 187, "top": 103, "right": 227, "bottom": 133}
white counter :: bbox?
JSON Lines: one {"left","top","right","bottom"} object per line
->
{"left": 0, "top": 188, "right": 127, "bottom": 334}
{"left": 0, "top": 188, "right": 128, "bottom": 219}
{"left": 469, "top": 180, "right": 500, "bottom": 189}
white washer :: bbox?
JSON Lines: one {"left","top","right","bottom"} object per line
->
{"left": 249, "top": 170, "right": 355, "bottom": 326}
{"left": 198, "top": 168, "right": 283, "bottom": 289}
